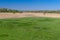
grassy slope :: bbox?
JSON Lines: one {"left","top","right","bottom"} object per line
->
{"left": 0, "top": 17, "right": 60, "bottom": 40}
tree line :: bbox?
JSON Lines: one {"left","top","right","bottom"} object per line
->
{"left": 0, "top": 8, "right": 23, "bottom": 13}
{"left": 0, "top": 8, "right": 60, "bottom": 13}
{"left": 25, "top": 10, "right": 60, "bottom": 13}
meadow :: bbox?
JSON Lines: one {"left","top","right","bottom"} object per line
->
{"left": 0, "top": 17, "right": 60, "bottom": 40}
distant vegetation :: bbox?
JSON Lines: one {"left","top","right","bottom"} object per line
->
{"left": 25, "top": 10, "right": 60, "bottom": 13}
{"left": 0, "top": 8, "right": 23, "bottom": 13}
{"left": 0, "top": 8, "right": 60, "bottom": 13}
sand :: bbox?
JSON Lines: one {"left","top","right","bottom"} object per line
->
{"left": 0, "top": 13, "right": 60, "bottom": 19}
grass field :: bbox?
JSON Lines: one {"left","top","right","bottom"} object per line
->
{"left": 0, "top": 17, "right": 60, "bottom": 40}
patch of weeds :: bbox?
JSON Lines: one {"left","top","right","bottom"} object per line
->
{"left": 7, "top": 21, "right": 20, "bottom": 24}
{"left": 0, "top": 34, "right": 8, "bottom": 37}
{"left": 33, "top": 27, "right": 40, "bottom": 29}
{"left": 42, "top": 27, "right": 48, "bottom": 30}
{"left": 2, "top": 22, "right": 15, "bottom": 29}
{"left": 38, "top": 18, "right": 54, "bottom": 22}
{"left": 10, "top": 39, "right": 15, "bottom": 40}
{"left": 0, "top": 21, "right": 3, "bottom": 23}
{"left": 6, "top": 23, "right": 15, "bottom": 29}
{"left": 17, "top": 22, "right": 33, "bottom": 27}
{"left": 33, "top": 27, "right": 41, "bottom": 31}
{"left": 44, "top": 18, "right": 53, "bottom": 21}
{"left": 33, "top": 26, "right": 49, "bottom": 31}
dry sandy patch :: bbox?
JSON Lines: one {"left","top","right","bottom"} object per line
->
{"left": 0, "top": 13, "right": 60, "bottom": 19}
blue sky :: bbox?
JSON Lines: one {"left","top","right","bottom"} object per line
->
{"left": 0, "top": 0, "right": 60, "bottom": 10}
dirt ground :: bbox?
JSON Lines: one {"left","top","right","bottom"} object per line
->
{"left": 0, "top": 13, "right": 60, "bottom": 19}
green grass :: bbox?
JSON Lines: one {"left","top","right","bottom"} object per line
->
{"left": 0, "top": 17, "right": 60, "bottom": 40}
